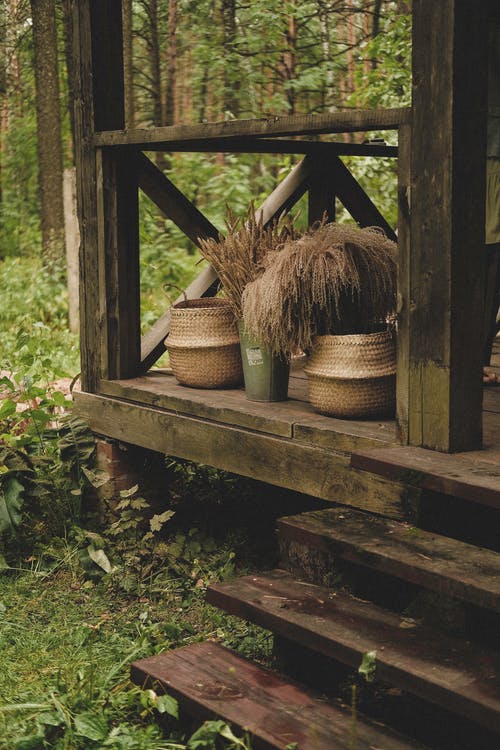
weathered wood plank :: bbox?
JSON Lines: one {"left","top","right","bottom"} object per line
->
{"left": 207, "top": 570, "right": 500, "bottom": 734}
{"left": 98, "top": 370, "right": 397, "bottom": 451}
{"left": 278, "top": 508, "right": 500, "bottom": 610}
{"left": 409, "top": 1, "right": 488, "bottom": 450}
{"left": 71, "top": 0, "right": 126, "bottom": 391}
{"left": 94, "top": 107, "right": 411, "bottom": 147}
{"left": 350, "top": 445, "right": 500, "bottom": 509}
{"left": 138, "top": 138, "right": 398, "bottom": 158}
{"left": 307, "top": 155, "right": 337, "bottom": 225}
{"left": 74, "top": 391, "right": 408, "bottom": 517}
{"left": 99, "top": 373, "right": 297, "bottom": 437}
{"left": 71, "top": 0, "right": 99, "bottom": 392}
{"left": 140, "top": 158, "right": 313, "bottom": 371}
{"left": 89, "top": 0, "right": 124, "bottom": 132}
{"left": 136, "top": 152, "right": 220, "bottom": 245}
{"left": 332, "top": 157, "right": 396, "bottom": 240}
{"left": 396, "top": 122, "right": 412, "bottom": 444}
{"left": 292, "top": 416, "right": 396, "bottom": 452}
{"left": 97, "top": 149, "right": 140, "bottom": 379}
{"left": 131, "top": 642, "right": 423, "bottom": 750}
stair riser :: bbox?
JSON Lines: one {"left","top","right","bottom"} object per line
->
{"left": 278, "top": 518, "right": 500, "bottom": 614}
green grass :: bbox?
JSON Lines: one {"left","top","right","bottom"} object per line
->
{"left": 0, "top": 548, "right": 272, "bottom": 748}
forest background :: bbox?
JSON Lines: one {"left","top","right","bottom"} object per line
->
{"left": 0, "top": 0, "right": 411, "bottom": 381}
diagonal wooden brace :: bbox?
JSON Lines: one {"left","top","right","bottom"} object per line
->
{"left": 332, "top": 156, "right": 396, "bottom": 241}
{"left": 139, "top": 155, "right": 314, "bottom": 372}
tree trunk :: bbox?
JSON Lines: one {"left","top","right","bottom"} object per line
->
{"left": 122, "top": 0, "right": 135, "bottom": 128}
{"left": 221, "top": 0, "right": 239, "bottom": 117}
{"left": 0, "top": 1, "right": 6, "bottom": 210}
{"left": 61, "top": 0, "right": 75, "bottom": 150}
{"left": 30, "top": 0, "right": 65, "bottom": 263}
{"left": 282, "top": 11, "right": 297, "bottom": 115}
{"left": 163, "top": 0, "right": 177, "bottom": 126}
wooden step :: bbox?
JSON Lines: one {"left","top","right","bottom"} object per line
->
{"left": 131, "top": 641, "right": 425, "bottom": 750}
{"left": 350, "top": 445, "right": 500, "bottom": 509}
{"left": 278, "top": 507, "right": 500, "bottom": 613}
{"left": 207, "top": 570, "right": 500, "bottom": 734}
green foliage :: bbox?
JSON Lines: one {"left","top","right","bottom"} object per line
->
{"left": 0, "top": 255, "right": 79, "bottom": 378}
{"left": 358, "top": 650, "right": 377, "bottom": 683}
{"left": 0, "top": 368, "right": 95, "bottom": 565}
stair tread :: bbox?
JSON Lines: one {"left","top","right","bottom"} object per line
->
{"left": 278, "top": 507, "right": 500, "bottom": 612}
{"left": 131, "top": 641, "right": 426, "bottom": 750}
{"left": 350, "top": 445, "right": 500, "bottom": 508}
{"left": 207, "top": 570, "right": 500, "bottom": 734}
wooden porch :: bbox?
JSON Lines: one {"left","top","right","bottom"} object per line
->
{"left": 75, "top": 339, "right": 500, "bottom": 522}
{"left": 70, "top": 2, "right": 500, "bottom": 747}
{"left": 71, "top": 0, "right": 499, "bottom": 517}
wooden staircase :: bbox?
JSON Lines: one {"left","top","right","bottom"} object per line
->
{"left": 131, "top": 504, "right": 500, "bottom": 749}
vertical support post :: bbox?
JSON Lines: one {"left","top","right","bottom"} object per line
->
{"left": 396, "top": 123, "right": 411, "bottom": 444}
{"left": 72, "top": 0, "right": 138, "bottom": 389}
{"left": 72, "top": 0, "right": 99, "bottom": 392}
{"left": 410, "top": 0, "right": 488, "bottom": 451}
{"left": 308, "top": 155, "right": 337, "bottom": 224}
{"left": 98, "top": 149, "right": 141, "bottom": 379}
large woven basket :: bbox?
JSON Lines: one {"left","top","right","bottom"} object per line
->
{"left": 165, "top": 298, "right": 243, "bottom": 388}
{"left": 304, "top": 330, "right": 396, "bottom": 418}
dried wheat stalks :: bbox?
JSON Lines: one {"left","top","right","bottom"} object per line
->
{"left": 198, "top": 205, "right": 298, "bottom": 317}
{"left": 242, "top": 222, "right": 397, "bottom": 356}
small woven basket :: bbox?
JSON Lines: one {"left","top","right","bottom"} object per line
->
{"left": 166, "top": 297, "right": 243, "bottom": 389}
{"left": 304, "top": 330, "right": 396, "bottom": 418}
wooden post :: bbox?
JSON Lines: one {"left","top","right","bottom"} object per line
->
{"left": 97, "top": 149, "right": 140, "bottom": 379}
{"left": 409, "top": 0, "right": 488, "bottom": 451}
{"left": 308, "top": 155, "right": 337, "bottom": 224}
{"left": 71, "top": 0, "right": 128, "bottom": 390}
{"left": 396, "top": 122, "right": 411, "bottom": 444}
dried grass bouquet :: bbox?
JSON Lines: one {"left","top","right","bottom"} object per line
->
{"left": 198, "top": 204, "right": 299, "bottom": 318}
{"left": 242, "top": 221, "right": 397, "bottom": 356}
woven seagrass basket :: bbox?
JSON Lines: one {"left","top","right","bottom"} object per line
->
{"left": 304, "top": 329, "right": 396, "bottom": 418}
{"left": 165, "top": 298, "right": 243, "bottom": 389}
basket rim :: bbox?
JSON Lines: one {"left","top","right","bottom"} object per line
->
{"left": 172, "top": 297, "right": 233, "bottom": 311}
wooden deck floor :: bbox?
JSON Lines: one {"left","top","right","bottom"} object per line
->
{"left": 74, "top": 341, "right": 500, "bottom": 519}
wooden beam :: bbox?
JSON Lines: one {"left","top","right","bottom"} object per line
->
{"left": 89, "top": 0, "right": 125, "bottom": 132}
{"left": 140, "top": 157, "right": 314, "bottom": 371}
{"left": 94, "top": 107, "right": 411, "bottom": 147}
{"left": 307, "top": 155, "right": 337, "bottom": 224}
{"left": 97, "top": 149, "right": 140, "bottom": 379}
{"left": 71, "top": 0, "right": 99, "bottom": 393}
{"left": 333, "top": 157, "right": 396, "bottom": 240}
{"left": 117, "top": 138, "right": 398, "bottom": 158}
{"left": 137, "top": 153, "right": 220, "bottom": 245}
{"left": 75, "top": 391, "right": 408, "bottom": 518}
{"left": 396, "top": 123, "right": 412, "bottom": 444}
{"left": 71, "top": 0, "right": 126, "bottom": 392}
{"left": 410, "top": 0, "right": 488, "bottom": 451}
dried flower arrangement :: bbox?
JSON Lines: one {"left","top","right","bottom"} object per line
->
{"left": 241, "top": 221, "right": 397, "bottom": 356}
{"left": 198, "top": 204, "right": 299, "bottom": 318}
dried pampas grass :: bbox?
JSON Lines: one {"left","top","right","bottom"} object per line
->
{"left": 198, "top": 205, "right": 298, "bottom": 318}
{"left": 242, "top": 222, "right": 397, "bottom": 356}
